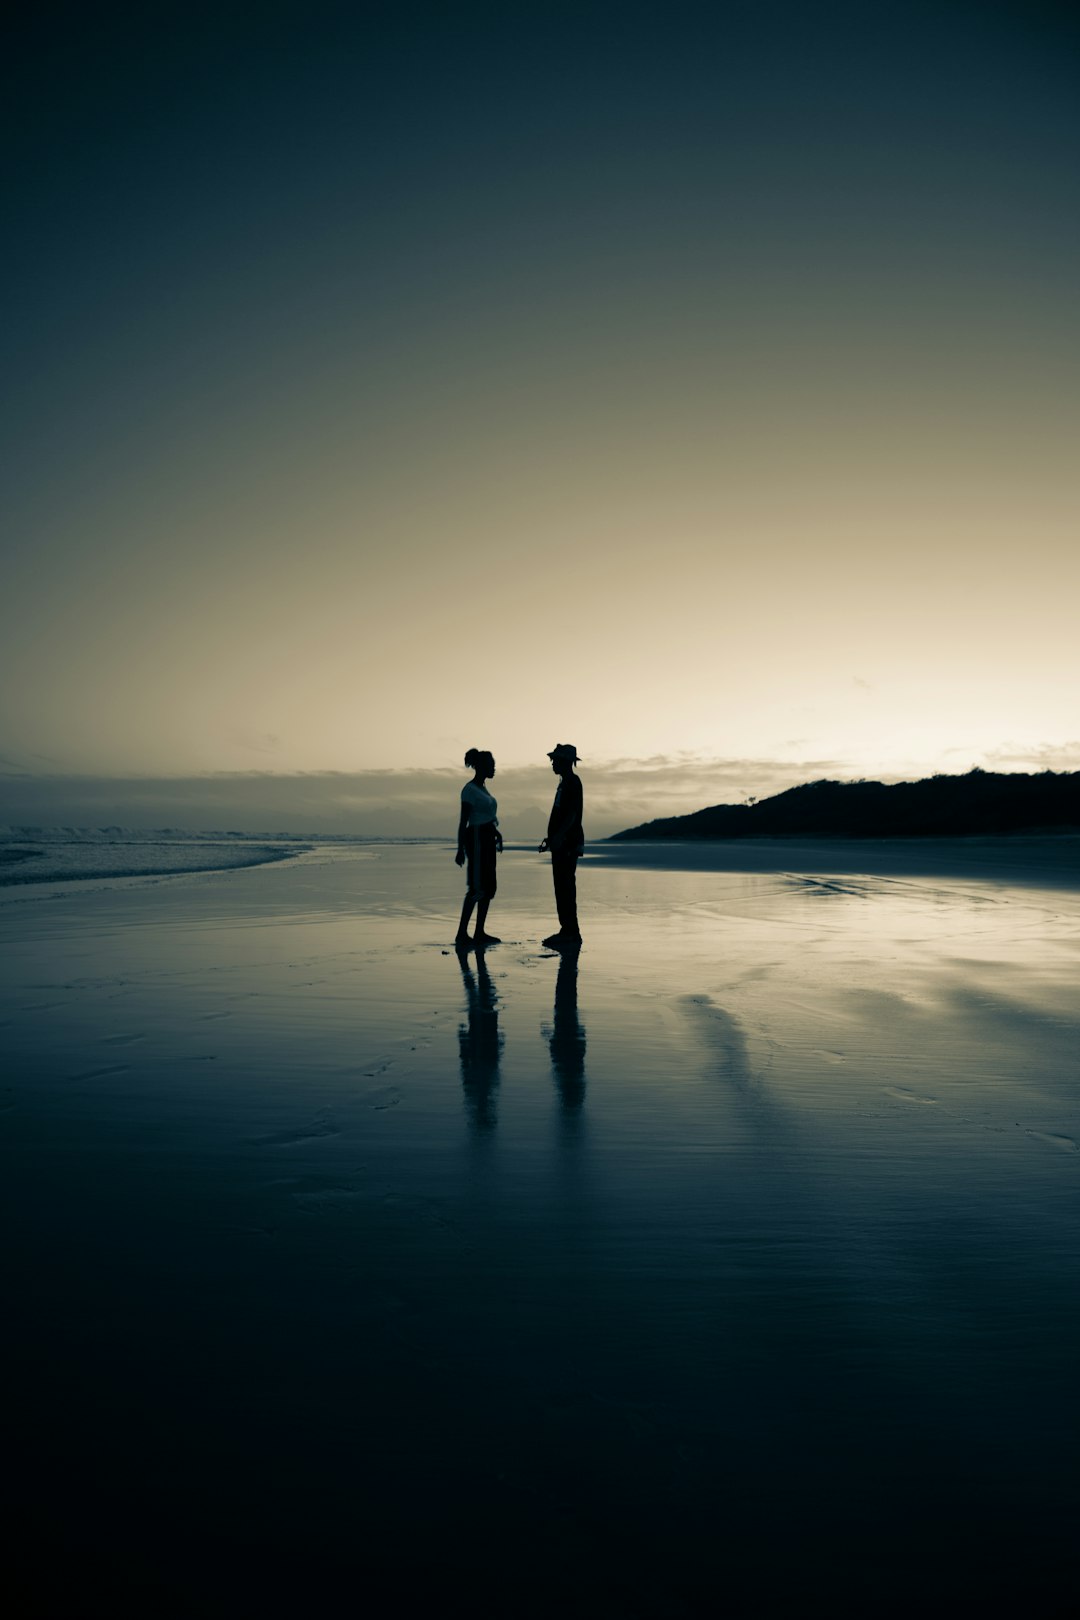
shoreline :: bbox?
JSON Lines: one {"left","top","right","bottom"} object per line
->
{"left": 6, "top": 831, "right": 1080, "bottom": 896}
{"left": 588, "top": 833, "right": 1080, "bottom": 889}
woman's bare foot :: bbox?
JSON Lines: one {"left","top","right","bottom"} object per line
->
{"left": 454, "top": 933, "right": 472, "bottom": 950}
{"left": 473, "top": 933, "right": 501, "bottom": 947}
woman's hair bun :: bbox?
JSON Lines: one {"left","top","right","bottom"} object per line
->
{"left": 464, "top": 748, "right": 480, "bottom": 768}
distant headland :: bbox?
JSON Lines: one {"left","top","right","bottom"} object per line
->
{"left": 608, "top": 769, "right": 1080, "bottom": 842}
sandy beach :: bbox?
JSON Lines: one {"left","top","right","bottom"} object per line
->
{"left": 4, "top": 839, "right": 1079, "bottom": 1611}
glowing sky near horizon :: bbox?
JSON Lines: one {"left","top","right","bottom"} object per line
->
{"left": 2, "top": 2, "right": 1078, "bottom": 796}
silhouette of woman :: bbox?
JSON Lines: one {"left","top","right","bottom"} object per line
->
{"left": 455, "top": 748, "right": 503, "bottom": 947}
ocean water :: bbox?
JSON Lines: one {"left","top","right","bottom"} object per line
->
{"left": 3, "top": 841, "right": 1079, "bottom": 1610}
{"left": 0, "top": 828, "right": 308, "bottom": 887}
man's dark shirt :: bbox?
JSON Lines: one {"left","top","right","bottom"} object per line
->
{"left": 548, "top": 773, "right": 584, "bottom": 853}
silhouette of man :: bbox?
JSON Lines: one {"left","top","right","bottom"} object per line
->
{"left": 538, "top": 743, "right": 584, "bottom": 949}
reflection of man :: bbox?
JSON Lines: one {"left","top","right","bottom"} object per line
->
{"left": 538, "top": 744, "right": 584, "bottom": 950}
{"left": 548, "top": 948, "right": 586, "bottom": 1113}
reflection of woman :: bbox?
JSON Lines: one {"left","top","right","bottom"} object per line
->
{"left": 454, "top": 748, "right": 503, "bottom": 948}
{"left": 455, "top": 948, "right": 502, "bottom": 1132}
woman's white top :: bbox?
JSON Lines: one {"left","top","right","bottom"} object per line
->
{"left": 461, "top": 782, "right": 498, "bottom": 826}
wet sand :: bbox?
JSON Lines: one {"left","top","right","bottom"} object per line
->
{"left": 3, "top": 841, "right": 1079, "bottom": 1612}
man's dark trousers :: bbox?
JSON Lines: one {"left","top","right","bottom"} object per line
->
{"left": 552, "top": 851, "right": 580, "bottom": 935}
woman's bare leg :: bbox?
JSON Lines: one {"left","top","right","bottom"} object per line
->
{"left": 474, "top": 898, "right": 500, "bottom": 945}
{"left": 456, "top": 897, "right": 475, "bottom": 944}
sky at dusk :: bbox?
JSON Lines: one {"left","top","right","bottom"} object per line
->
{"left": 3, "top": 2, "right": 1078, "bottom": 832}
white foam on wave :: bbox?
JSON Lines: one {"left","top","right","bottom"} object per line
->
{"left": 0, "top": 833, "right": 309, "bottom": 889}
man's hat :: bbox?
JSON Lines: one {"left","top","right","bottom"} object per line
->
{"left": 548, "top": 743, "right": 580, "bottom": 763}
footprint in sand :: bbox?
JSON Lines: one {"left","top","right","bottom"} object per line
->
{"left": 293, "top": 1186, "right": 363, "bottom": 1212}
{"left": 367, "top": 1085, "right": 401, "bottom": 1111}
{"left": 101, "top": 1032, "right": 145, "bottom": 1047}
{"left": 200, "top": 1011, "right": 233, "bottom": 1022}
{"left": 1025, "top": 1129, "right": 1077, "bottom": 1153}
{"left": 69, "top": 1064, "right": 130, "bottom": 1082}
{"left": 253, "top": 1109, "right": 339, "bottom": 1147}
{"left": 884, "top": 1086, "right": 939, "bottom": 1105}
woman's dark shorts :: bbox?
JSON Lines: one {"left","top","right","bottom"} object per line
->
{"left": 466, "top": 822, "right": 498, "bottom": 901}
